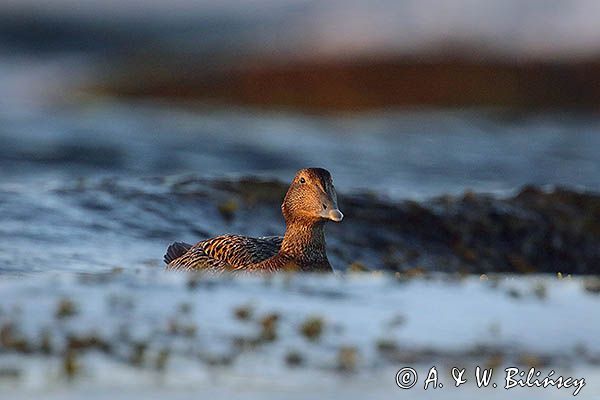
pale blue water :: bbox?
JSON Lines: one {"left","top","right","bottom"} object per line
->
{"left": 3, "top": 102, "right": 600, "bottom": 198}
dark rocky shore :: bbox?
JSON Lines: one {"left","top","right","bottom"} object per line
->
{"left": 58, "top": 176, "right": 600, "bottom": 275}
{"left": 339, "top": 185, "right": 600, "bottom": 275}
{"left": 207, "top": 179, "right": 600, "bottom": 274}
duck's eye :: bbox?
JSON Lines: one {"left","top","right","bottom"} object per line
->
{"left": 299, "top": 177, "right": 306, "bottom": 184}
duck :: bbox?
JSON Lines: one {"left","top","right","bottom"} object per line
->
{"left": 164, "top": 167, "right": 343, "bottom": 272}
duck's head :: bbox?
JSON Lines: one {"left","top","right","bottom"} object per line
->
{"left": 282, "top": 168, "right": 343, "bottom": 224}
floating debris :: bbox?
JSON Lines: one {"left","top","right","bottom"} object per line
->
{"left": 395, "top": 267, "right": 427, "bottom": 281}
{"left": 259, "top": 313, "right": 280, "bottom": 342}
{"left": 300, "top": 316, "right": 324, "bottom": 342}
{"left": 39, "top": 330, "right": 53, "bottom": 354}
{"left": 168, "top": 318, "right": 197, "bottom": 337}
{"left": 233, "top": 304, "right": 253, "bottom": 321}
{"left": 67, "top": 334, "right": 111, "bottom": 353}
{"left": 0, "top": 323, "right": 31, "bottom": 353}
{"left": 155, "top": 348, "right": 170, "bottom": 371}
{"left": 129, "top": 342, "right": 147, "bottom": 366}
{"left": 203, "top": 354, "right": 234, "bottom": 367}
{"left": 55, "top": 299, "right": 78, "bottom": 319}
{"left": 63, "top": 349, "right": 80, "bottom": 379}
{"left": 485, "top": 353, "right": 504, "bottom": 370}
{"left": 519, "top": 353, "right": 549, "bottom": 369}
{"left": 337, "top": 346, "right": 358, "bottom": 372}
{"left": 376, "top": 339, "right": 399, "bottom": 354}
{"left": 285, "top": 351, "right": 304, "bottom": 367}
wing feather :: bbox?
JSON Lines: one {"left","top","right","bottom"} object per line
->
{"left": 166, "top": 235, "right": 282, "bottom": 271}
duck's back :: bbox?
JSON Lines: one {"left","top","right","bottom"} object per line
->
{"left": 165, "top": 235, "right": 283, "bottom": 272}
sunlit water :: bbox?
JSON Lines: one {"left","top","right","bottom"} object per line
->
{"left": 2, "top": 55, "right": 600, "bottom": 399}
{"left": 1, "top": 272, "right": 600, "bottom": 399}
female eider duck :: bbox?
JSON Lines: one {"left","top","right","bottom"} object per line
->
{"left": 164, "top": 168, "right": 343, "bottom": 272}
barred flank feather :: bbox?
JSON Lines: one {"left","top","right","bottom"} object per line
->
{"left": 166, "top": 235, "right": 283, "bottom": 272}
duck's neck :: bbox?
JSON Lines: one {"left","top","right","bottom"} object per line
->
{"left": 279, "top": 219, "right": 330, "bottom": 271}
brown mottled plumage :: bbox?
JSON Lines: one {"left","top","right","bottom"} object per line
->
{"left": 164, "top": 168, "right": 343, "bottom": 273}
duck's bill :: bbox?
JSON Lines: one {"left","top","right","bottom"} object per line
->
{"left": 321, "top": 209, "right": 344, "bottom": 222}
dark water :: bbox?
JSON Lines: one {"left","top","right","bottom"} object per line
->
{"left": 2, "top": 97, "right": 600, "bottom": 274}
{"left": 3, "top": 103, "right": 600, "bottom": 196}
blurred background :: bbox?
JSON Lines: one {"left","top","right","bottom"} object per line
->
{"left": 1, "top": 0, "right": 600, "bottom": 274}
{"left": 2, "top": 3, "right": 600, "bottom": 399}
{"left": 2, "top": 0, "right": 600, "bottom": 193}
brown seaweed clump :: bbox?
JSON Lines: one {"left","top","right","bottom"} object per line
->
{"left": 337, "top": 346, "right": 358, "bottom": 372}
{"left": 55, "top": 299, "right": 78, "bottom": 319}
{"left": 259, "top": 313, "right": 280, "bottom": 342}
{"left": 300, "top": 316, "right": 324, "bottom": 342}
